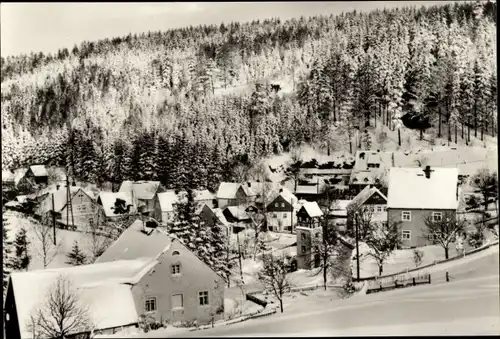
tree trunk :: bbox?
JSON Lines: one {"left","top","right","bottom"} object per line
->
{"left": 420, "top": 128, "right": 423, "bottom": 141}
{"left": 333, "top": 101, "right": 337, "bottom": 123}
{"left": 467, "top": 116, "right": 471, "bottom": 143}
{"left": 279, "top": 298, "right": 284, "bottom": 313}
{"left": 474, "top": 108, "right": 478, "bottom": 138}
{"left": 323, "top": 264, "right": 327, "bottom": 290}
{"left": 378, "top": 264, "right": 383, "bottom": 276}
{"left": 438, "top": 106, "right": 442, "bottom": 138}
{"left": 455, "top": 124, "right": 457, "bottom": 144}
{"left": 461, "top": 120, "right": 464, "bottom": 140}
{"left": 398, "top": 128, "right": 401, "bottom": 147}
{"left": 481, "top": 119, "right": 484, "bottom": 141}
{"left": 444, "top": 247, "right": 449, "bottom": 260}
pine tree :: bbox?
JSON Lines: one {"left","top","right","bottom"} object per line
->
{"left": 3, "top": 216, "right": 14, "bottom": 295}
{"left": 66, "top": 240, "right": 87, "bottom": 266}
{"left": 170, "top": 189, "right": 197, "bottom": 249}
{"left": 12, "top": 227, "right": 31, "bottom": 271}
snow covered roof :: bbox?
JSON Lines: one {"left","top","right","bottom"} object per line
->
{"left": 277, "top": 187, "right": 298, "bottom": 205}
{"left": 2, "top": 170, "right": 15, "bottom": 182}
{"left": 29, "top": 165, "right": 48, "bottom": 177}
{"left": 329, "top": 200, "right": 352, "bottom": 217}
{"left": 300, "top": 201, "right": 323, "bottom": 218}
{"left": 387, "top": 167, "right": 459, "bottom": 210}
{"left": 217, "top": 182, "right": 241, "bottom": 199}
{"left": 157, "top": 191, "right": 180, "bottom": 212}
{"left": 96, "top": 219, "right": 171, "bottom": 263}
{"left": 212, "top": 208, "right": 230, "bottom": 227}
{"left": 97, "top": 191, "right": 134, "bottom": 217}
{"left": 10, "top": 258, "right": 156, "bottom": 338}
{"left": 295, "top": 185, "right": 322, "bottom": 195}
{"left": 225, "top": 206, "right": 251, "bottom": 221}
{"left": 349, "top": 185, "right": 387, "bottom": 210}
{"left": 195, "top": 189, "right": 215, "bottom": 201}
{"left": 38, "top": 186, "right": 90, "bottom": 213}
{"left": 14, "top": 168, "right": 28, "bottom": 185}
{"left": 119, "top": 181, "right": 161, "bottom": 200}
{"left": 241, "top": 181, "right": 264, "bottom": 197}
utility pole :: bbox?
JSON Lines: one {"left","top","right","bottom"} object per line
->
{"left": 52, "top": 193, "right": 56, "bottom": 245}
{"left": 355, "top": 212, "right": 360, "bottom": 282}
{"left": 237, "top": 232, "right": 243, "bottom": 282}
{"left": 66, "top": 172, "right": 75, "bottom": 230}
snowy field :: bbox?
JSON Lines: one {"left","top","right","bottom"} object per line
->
{"left": 4, "top": 211, "right": 109, "bottom": 270}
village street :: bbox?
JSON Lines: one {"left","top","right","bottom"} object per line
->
{"left": 172, "top": 247, "right": 500, "bottom": 337}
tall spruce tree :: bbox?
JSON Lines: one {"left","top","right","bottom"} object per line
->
{"left": 12, "top": 227, "right": 31, "bottom": 271}
{"left": 66, "top": 240, "right": 87, "bottom": 266}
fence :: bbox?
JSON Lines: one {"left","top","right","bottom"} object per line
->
{"left": 366, "top": 273, "right": 431, "bottom": 294}
{"left": 357, "top": 240, "right": 499, "bottom": 283}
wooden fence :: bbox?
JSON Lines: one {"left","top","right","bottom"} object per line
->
{"left": 366, "top": 273, "right": 431, "bottom": 294}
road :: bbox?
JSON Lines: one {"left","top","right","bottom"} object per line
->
{"left": 173, "top": 247, "right": 500, "bottom": 337}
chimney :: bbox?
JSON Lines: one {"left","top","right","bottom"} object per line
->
{"left": 359, "top": 152, "right": 365, "bottom": 160}
{"left": 247, "top": 182, "right": 251, "bottom": 187}
{"left": 56, "top": 184, "right": 60, "bottom": 190}
{"left": 279, "top": 188, "right": 283, "bottom": 193}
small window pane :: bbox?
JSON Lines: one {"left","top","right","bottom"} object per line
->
{"left": 171, "top": 264, "right": 181, "bottom": 274}
{"left": 199, "top": 291, "right": 209, "bottom": 306}
{"left": 145, "top": 297, "right": 157, "bottom": 312}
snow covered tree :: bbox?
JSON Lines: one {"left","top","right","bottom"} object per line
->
{"left": 424, "top": 211, "right": 467, "bottom": 259}
{"left": 66, "top": 240, "right": 87, "bottom": 266}
{"left": 361, "top": 129, "right": 372, "bottom": 150}
{"left": 170, "top": 189, "right": 197, "bottom": 249}
{"left": 3, "top": 216, "right": 15, "bottom": 295}
{"left": 12, "top": 227, "right": 31, "bottom": 271}
{"left": 31, "top": 218, "right": 61, "bottom": 268}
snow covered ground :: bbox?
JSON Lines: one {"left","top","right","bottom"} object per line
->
{"left": 4, "top": 211, "right": 109, "bottom": 270}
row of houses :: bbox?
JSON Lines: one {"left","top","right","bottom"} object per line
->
{"left": 295, "top": 165, "right": 463, "bottom": 269}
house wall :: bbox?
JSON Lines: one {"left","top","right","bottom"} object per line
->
{"left": 131, "top": 241, "right": 225, "bottom": 325}
{"left": 197, "top": 199, "right": 214, "bottom": 209}
{"left": 296, "top": 226, "right": 321, "bottom": 269}
{"left": 388, "top": 208, "right": 456, "bottom": 248}
{"left": 267, "top": 195, "right": 295, "bottom": 232}
{"left": 217, "top": 198, "right": 237, "bottom": 210}
{"left": 59, "top": 191, "right": 97, "bottom": 231}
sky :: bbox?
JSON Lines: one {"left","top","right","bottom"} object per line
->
{"left": 1, "top": 1, "right": 460, "bottom": 57}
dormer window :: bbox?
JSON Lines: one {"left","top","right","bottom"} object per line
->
{"left": 172, "top": 251, "right": 180, "bottom": 256}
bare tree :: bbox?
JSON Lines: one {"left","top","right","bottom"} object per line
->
{"left": 423, "top": 211, "right": 467, "bottom": 259}
{"left": 346, "top": 204, "right": 375, "bottom": 241}
{"left": 412, "top": 249, "right": 424, "bottom": 268}
{"left": 310, "top": 216, "right": 340, "bottom": 290}
{"left": 284, "top": 150, "right": 303, "bottom": 192}
{"left": 28, "top": 275, "right": 94, "bottom": 339}
{"left": 232, "top": 164, "right": 249, "bottom": 183}
{"left": 376, "top": 130, "right": 388, "bottom": 151}
{"left": 257, "top": 253, "right": 292, "bottom": 313}
{"left": 84, "top": 213, "right": 113, "bottom": 263}
{"left": 30, "top": 218, "right": 61, "bottom": 269}
{"left": 364, "top": 219, "right": 401, "bottom": 276}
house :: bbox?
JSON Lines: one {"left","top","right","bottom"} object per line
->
{"left": 349, "top": 151, "right": 392, "bottom": 193}
{"left": 197, "top": 205, "right": 232, "bottom": 236}
{"left": 4, "top": 258, "right": 159, "bottom": 339}
{"left": 2, "top": 170, "right": 16, "bottom": 190}
{"left": 119, "top": 181, "right": 165, "bottom": 216}
{"left": 294, "top": 181, "right": 328, "bottom": 202}
{"left": 95, "top": 219, "right": 225, "bottom": 325}
{"left": 216, "top": 183, "right": 245, "bottom": 209}
{"left": 223, "top": 206, "right": 252, "bottom": 233}
{"left": 266, "top": 188, "right": 300, "bottom": 233}
{"left": 36, "top": 185, "right": 100, "bottom": 231}
{"left": 194, "top": 190, "right": 216, "bottom": 209}
{"left": 154, "top": 190, "right": 182, "bottom": 224}
{"left": 327, "top": 199, "right": 352, "bottom": 231}
{"left": 20, "top": 165, "right": 49, "bottom": 186}
{"left": 387, "top": 166, "right": 460, "bottom": 248}
{"left": 295, "top": 201, "right": 323, "bottom": 269}
{"left": 295, "top": 201, "right": 355, "bottom": 270}
{"left": 346, "top": 185, "right": 388, "bottom": 230}
{"left": 97, "top": 191, "right": 136, "bottom": 220}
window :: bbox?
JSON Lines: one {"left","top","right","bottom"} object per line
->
{"left": 273, "top": 213, "right": 277, "bottom": 218}
{"left": 402, "top": 230, "right": 411, "bottom": 240}
{"left": 171, "top": 264, "right": 181, "bottom": 275}
{"left": 172, "top": 251, "right": 180, "bottom": 256}
{"left": 402, "top": 211, "right": 411, "bottom": 221}
{"left": 432, "top": 212, "right": 443, "bottom": 222}
{"left": 281, "top": 203, "right": 285, "bottom": 208}
{"left": 199, "top": 291, "right": 209, "bottom": 306}
{"left": 301, "top": 245, "right": 307, "bottom": 253}
{"left": 376, "top": 206, "right": 382, "bottom": 213}
{"left": 283, "top": 213, "right": 287, "bottom": 218}
{"left": 275, "top": 203, "right": 279, "bottom": 208}
{"left": 145, "top": 297, "right": 157, "bottom": 312}
{"left": 383, "top": 206, "right": 387, "bottom": 211}
{"left": 89, "top": 218, "right": 94, "bottom": 227}
{"left": 172, "top": 294, "right": 183, "bottom": 309}
{"left": 301, "top": 233, "right": 306, "bottom": 240}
